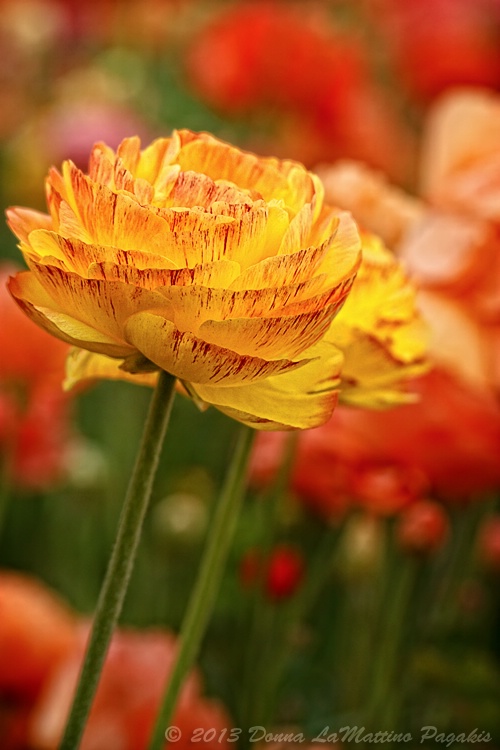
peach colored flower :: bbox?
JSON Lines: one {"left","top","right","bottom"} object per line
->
{"left": 320, "top": 90, "right": 500, "bottom": 394}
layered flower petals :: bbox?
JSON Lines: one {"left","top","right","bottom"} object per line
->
{"left": 123, "top": 312, "right": 303, "bottom": 386}
{"left": 329, "top": 233, "right": 429, "bottom": 405}
{"left": 64, "top": 341, "right": 342, "bottom": 431}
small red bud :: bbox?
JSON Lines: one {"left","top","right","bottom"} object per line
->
{"left": 396, "top": 499, "right": 449, "bottom": 556}
{"left": 266, "top": 545, "right": 304, "bottom": 601}
{"left": 477, "top": 516, "right": 500, "bottom": 573}
{"left": 238, "top": 545, "right": 304, "bottom": 601}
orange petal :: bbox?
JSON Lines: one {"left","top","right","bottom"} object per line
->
{"left": 27, "top": 231, "right": 178, "bottom": 275}
{"left": 87, "top": 258, "right": 241, "bottom": 290}
{"left": 175, "top": 130, "right": 316, "bottom": 215}
{"left": 28, "top": 262, "right": 170, "bottom": 343}
{"left": 6, "top": 207, "right": 53, "bottom": 245}
{"left": 157, "top": 274, "right": 332, "bottom": 333}
{"left": 8, "top": 272, "right": 133, "bottom": 357}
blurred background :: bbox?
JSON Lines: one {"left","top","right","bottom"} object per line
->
{"left": 1, "top": 1, "right": 500, "bottom": 748}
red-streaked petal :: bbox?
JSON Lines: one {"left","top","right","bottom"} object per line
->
{"left": 27, "top": 231, "right": 179, "bottom": 275}
{"left": 8, "top": 272, "right": 133, "bottom": 357}
{"left": 124, "top": 312, "right": 304, "bottom": 385}
{"left": 6, "top": 207, "right": 53, "bottom": 246}
{"left": 28, "top": 262, "right": 170, "bottom": 342}
{"left": 190, "top": 339, "right": 342, "bottom": 430}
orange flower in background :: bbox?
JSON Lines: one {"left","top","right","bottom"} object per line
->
{"left": 251, "top": 369, "right": 500, "bottom": 520}
{"left": 0, "top": 571, "right": 78, "bottom": 750}
{"left": 370, "top": 0, "right": 500, "bottom": 103}
{"left": 0, "top": 571, "right": 231, "bottom": 750}
{"left": 0, "top": 571, "right": 78, "bottom": 702}
{"left": 7, "top": 129, "right": 364, "bottom": 430}
{"left": 0, "top": 264, "right": 74, "bottom": 489}
{"left": 30, "top": 626, "right": 232, "bottom": 750}
{"left": 185, "top": 1, "right": 415, "bottom": 182}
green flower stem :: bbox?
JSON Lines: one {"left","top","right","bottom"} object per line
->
{"left": 59, "top": 369, "right": 177, "bottom": 750}
{"left": 238, "top": 431, "right": 298, "bottom": 733}
{"left": 254, "top": 523, "right": 343, "bottom": 730}
{"left": 148, "top": 424, "right": 255, "bottom": 750}
{"left": 364, "top": 522, "right": 418, "bottom": 731}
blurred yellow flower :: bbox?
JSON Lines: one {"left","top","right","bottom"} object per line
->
{"left": 8, "top": 130, "right": 362, "bottom": 430}
{"left": 330, "top": 232, "right": 428, "bottom": 407}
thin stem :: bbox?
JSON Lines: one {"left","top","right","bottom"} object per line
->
{"left": 59, "top": 370, "right": 177, "bottom": 750}
{"left": 239, "top": 431, "right": 298, "bottom": 732}
{"left": 148, "top": 424, "right": 255, "bottom": 750}
{"left": 255, "top": 522, "right": 343, "bottom": 729}
{"left": 364, "top": 522, "right": 418, "bottom": 730}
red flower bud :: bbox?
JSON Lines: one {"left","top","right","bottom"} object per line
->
{"left": 477, "top": 516, "right": 500, "bottom": 573}
{"left": 239, "top": 545, "right": 304, "bottom": 601}
{"left": 396, "top": 499, "right": 449, "bottom": 555}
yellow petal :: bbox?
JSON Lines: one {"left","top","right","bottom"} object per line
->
{"left": 153, "top": 203, "right": 289, "bottom": 268}
{"left": 190, "top": 339, "right": 343, "bottom": 430}
{"left": 337, "top": 335, "right": 427, "bottom": 408}
{"left": 124, "top": 312, "right": 303, "bottom": 385}
{"left": 64, "top": 348, "right": 158, "bottom": 390}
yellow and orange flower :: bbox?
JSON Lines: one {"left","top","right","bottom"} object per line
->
{"left": 7, "top": 130, "right": 361, "bottom": 430}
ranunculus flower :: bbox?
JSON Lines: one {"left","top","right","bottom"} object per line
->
{"left": 7, "top": 129, "right": 364, "bottom": 430}
{"left": 370, "top": 0, "right": 500, "bottom": 103}
{"left": 185, "top": 1, "right": 415, "bottom": 181}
